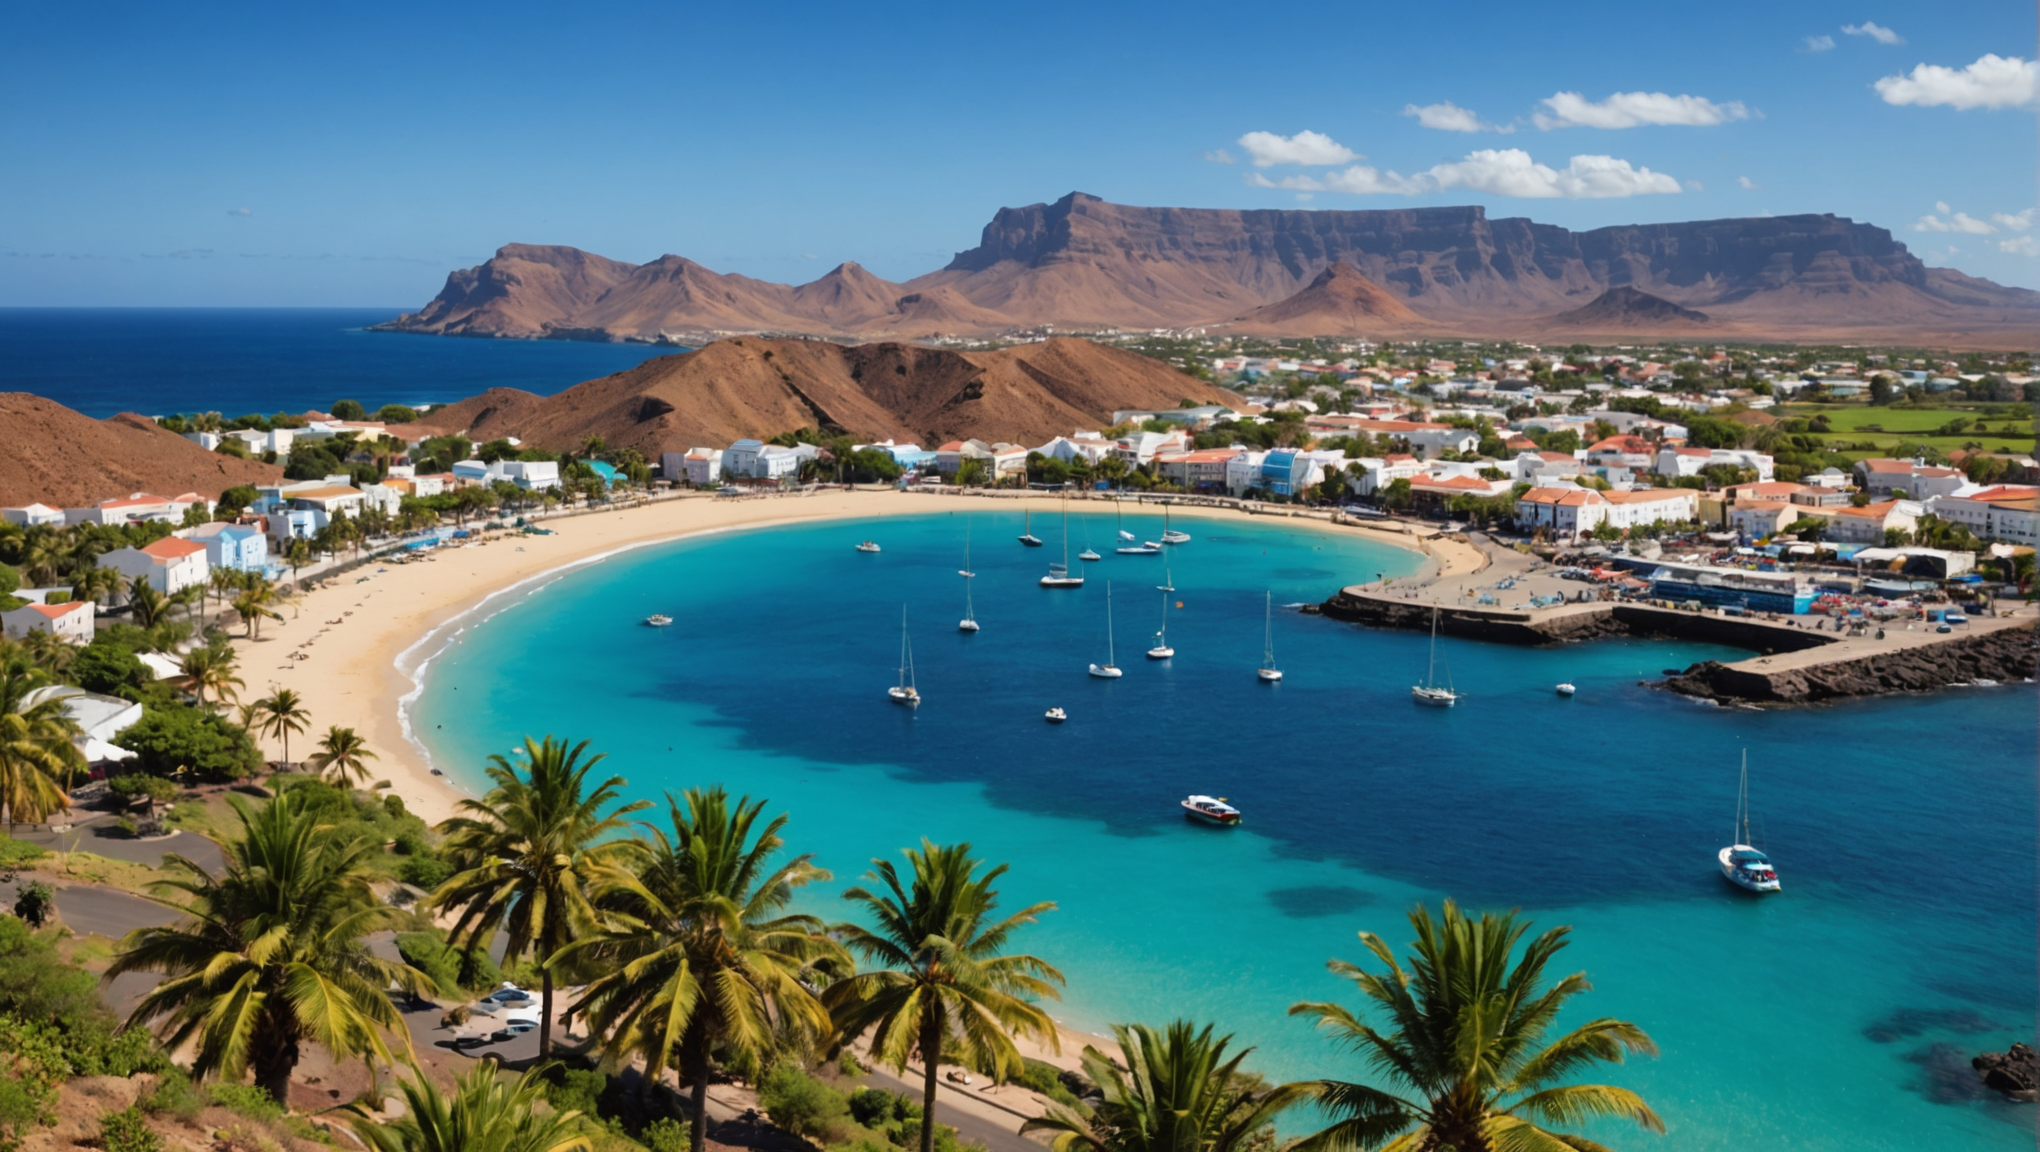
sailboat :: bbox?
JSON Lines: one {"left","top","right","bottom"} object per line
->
{"left": 1411, "top": 607, "right": 1458, "bottom": 707}
{"left": 1719, "top": 751, "right": 1781, "bottom": 893}
{"left": 888, "top": 607, "right": 921, "bottom": 706}
{"left": 1160, "top": 504, "right": 1191, "bottom": 545}
{"left": 1116, "top": 502, "right": 1159, "bottom": 554}
{"left": 1040, "top": 496, "right": 1085, "bottom": 587}
{"left": 1089, "top": 582, "right": 1123, "bottom": 678}
{"left": 1078, "top": 523, "right": 1101, "bottom": 562}
{"left": 1018, "top": 506, "right": 1043, "bottom": 547}
{"left": 1147, "top": 569, "right": 1175, "bottom": 659}
{"left": 958, "top": 524, "right": 980, "bottom": 633}
{"left": 1256, "top": 592, "right": 1282, "bottom": 682}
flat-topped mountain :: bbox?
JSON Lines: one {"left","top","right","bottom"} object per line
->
{"left": 413, "top": 336, "right": 1236, "bottom": 456}
{"left": 383, "top": 193, "right": 2040, "bottom": 345}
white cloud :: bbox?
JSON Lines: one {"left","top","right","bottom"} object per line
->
{"left": 227, "top": 207, "right": 253, "bottom": 217}
{"left": 1251, "top": 148, "right": 1681, "bottom": 199}
{"left": 1685, "top": 179, "right": 1704, "bottom": 191}
{"left": 1875, "top": 54, "right": 2038, "bottom": 110}
{"left": 1401, "top": 101, "right": 1510, "bottom": 133}
{"left": 1202, "top": 148, "right": 1236, "bottom": 164}
{"left": 1803, "top": 35, "right": 1836, "bottom": 52}
{"left": 1295, "top": 193, "right": 1314, "bottom": 203}
{"left": 1913, "top": 208, "right": 1997, "bottom": 234}
{"left": 1535, "top": 90, "right": 1752, "bottom": 129}
{"left": 1237, "top": 130, "right": 1359, "bottom": 167}
{"left": 1738, "top": 176, "right": 1761, "bottom": 189}
{"left": 1993, "top": 209, "right": 2034, "bottom": 232}
{"left": 2001, "top": 235, "right": 2039, "bottom": 256}
{"left": 1842, "top": 21, "right": 1903, "bottom": 45}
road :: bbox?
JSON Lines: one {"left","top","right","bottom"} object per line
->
{"left": 860, "top": 1067, "right": 1044, "bottom": 1152}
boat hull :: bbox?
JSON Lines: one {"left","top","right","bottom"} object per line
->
{"left": 1040, "top": 577, "right": 1085, "bottom": 588}
{"left": 1257, "top": 668, "right": 1282, "bottom": 682}
{"left": 1147, "top": 647, "right": 1174, "bottom": 659}
{"left": 1181, "top": 806, "right": 1240, "bottom": 826}
{"left": 1019, "top": 536, "right": 1044, "bottom": 547}
{"left": 1412, "top": 687, "right": 1457, "bottom": 707}
{"left": 1088, "top": 664, "right": 1122, "bottom": 679}
{"left": 1718, "top": 847, "right": 1781, "bottom": 892}
{"left": 887, "top": 687, "right": 919, "bottom": 707}
{"left": 958, "top": 621, "right": 979, "bottom": 632}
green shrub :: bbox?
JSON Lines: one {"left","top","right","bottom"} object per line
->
{"left": 837, "top": 1050, "right": 866, "bottom": 1078}
{"left": 900, "top": 1119, "right": 971, "bottom": 1152}
{"left": 97, "top": 1105, "right": 162, "bottom": 1152}
{"left": 140, "top": 1067, "right": 203, "bottom": 1120}
{"left": 206, "top": 1082, "right": 284, "bottom": 1121}
{"left": 642, "top": 1116, "right": 690, "bottom": 1152}
{"left": 543, "top": 1068, "right": 608, "bottom": 1120}
{"left": 109, "top": 775, "right": 180, "bottom": 804}
{"left": 0, "top": 1015, "right": 69, "bottom": 1148}
{"left": 397, "top": 854, "right": 452, "bottom": 890}
{"left": 0, "top": 837, "right": 46, "bottom": 871}
{"left": 847, "top": 1088, "right": 911, "bottom": 1128}
{"left": 1016, "top": 1057, "right": 1082, "bottom": 1108}
{"left": 114, "top": 816, "right": 138, "bottom": 839}
{"left": 10, "top": 882, "right": 53, "bottom": 929}
{"left": 391, "top": 829, "right": 426, "bottom": 855}
{"left": 757, "top": 1064, "right": 851, "bottom": 1143}
{"left": 395, "top": 931, "right": 501, "bottom": 997}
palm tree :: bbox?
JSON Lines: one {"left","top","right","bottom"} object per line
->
{"left": 431, "top": 735, "right": 648, "bottom": 1057}
{"left": 232, "top": 576, "right": 282, "bottom": 639}
{"left": 305, "top": 725, "right": 378, "bottom": 788}
{"left": 209, "top": 567, "right": 245, "bottom": 620}
{"left": 127, "top": 576, "right": 170, "bottom": 629}
{"left": 71, "top": 564, "right": 121, "bottom": 609}
{"left": 567, "top": 789, "right": 844, "bottom": 1152}
{"left": 826, "top": 841, "right": 1065, "bottom": 1152}
{"left": 1022, "top": 1021, "right": 1303, "bottom": 1152}
{"left": 1287, "top": 901, "right": 1662, "bottom": 1152}
{"left": 181, "top": 644, "right": 245, "bottom": 710}
{"left": 108, "top": 791, "right": 429, "bottom": 1103}
{"left": 253, "top": 688, "right": 311, "bottom": 769}
{"left": 348, "top": 1061, "right": 592, "bottom": 1152}
{"left": 0, "top": 651, "right": 82, "bottom": 831}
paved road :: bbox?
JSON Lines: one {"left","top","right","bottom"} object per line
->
{"left": 861, "top": 1067, "right": 1043, "bottom": 1152}
{"left": 14, "top": 819, "right": 225, "bottom": 877}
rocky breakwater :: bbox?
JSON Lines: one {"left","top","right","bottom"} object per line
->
{"left": 1973, "top": 1043, "right": 2038, "bottom": 1102}
{"left": 1662, "top": 619, "right": 2038, "bottom": 705}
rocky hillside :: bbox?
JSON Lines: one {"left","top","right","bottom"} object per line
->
{"left": 1549, "top": 286, "right": 1710, "bottom": 331}
{"left": 410, "top": 337, "right": 1234, "bottom": 456}
{"left": 0, "top": 393, "right": 283, "bottom": 508}
{"left": 1223, "top": 263, "right": 1433, "bottom": 337}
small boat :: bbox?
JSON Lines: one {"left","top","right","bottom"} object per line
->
{"left": 1555, "top": 683, "right": 1576, "bottom": 697}
{"left": 1079, "top": 548, "right": 1102, "bottom": 562}
{"left": 1147, "top": 568, "right": 1175, "bottom": 659}
{"left": 1117, "top": 542, "right": 1161, "bottom": 555}
{"left": 643, "top": 614, "right": 673, "bottom": 627}
{"left": 1257, "top": 592, "right": 1282, "bottom": 682}
{"left": 958, "top": 524, "right": 980, "bottom": 633}
{"left": 1160, "top": 504, "right": 1190, "bottom": 545}
{"left": 1089, "top": 582, "right": 1123, "bottom": 678}
{"left": 1044, "top": 707, "right": 1067, "bottom": 724}
{"left": 1019, "top": 507, "right": 1043, "bottom": 547}
{"left": 1412, "top": 607, "right": 1458, "bottom": 706}
{"left": 888, "top": 606, "right": 920, "bottom": 707}
{"left": 856, "top": 541, "right": 881, "bottom": 553}
{"left": 1720, "top": 751, "right": 1780, "bottom": 893}
{"left": 1181, "top": 795, "right": 1241, "bottom": 826}
{"left": 1041, "top": 497, "right": 1085, "bottom": 587}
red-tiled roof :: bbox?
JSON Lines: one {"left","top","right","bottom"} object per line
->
{"left": 141, "top": 537, "right": 206, "bottom": 559}
{"left": 27, "top": 601, "right": 91, "bottom": 619}
{"left": 1518, "top": 487, "right": 1605, "bottom": 506}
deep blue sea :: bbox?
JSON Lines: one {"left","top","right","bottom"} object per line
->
{"left": 0, "top": 308, "right": 676, "bottom": 418}
{"left": 406, "top": 510, "right": 2037, "bottom": 1151}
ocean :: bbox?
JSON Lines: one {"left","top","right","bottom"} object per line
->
{"left": 405, "top": 510, "right": 2037, "bottom": 1151}
{"left": 0, "top": 308, "right": 675, "bottom": 418}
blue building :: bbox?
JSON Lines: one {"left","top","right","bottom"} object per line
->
{"left": 186, "top": 522, "right": 270, "bottom": 573}
{"left": 1646, "top": 563, "right": 1814, "bottom": 615}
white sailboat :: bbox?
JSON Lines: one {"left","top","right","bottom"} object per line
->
{"left": 1116, "top": 502, "right": 1158, "bottom": 554}
{"left": 1256, "top": 591, "right": 1282, "bottom": 682}
{"left": 1411, "top": 606, "right": 1458, "bottom": 707}
{"left": 1018, "top": 506, "right": 1043, "bottom": 547}
{"left": 958, "top": 523, "right": 979, "bottom": 633}
{"left": 1040, "top": 496, "right": 1085, "bottom": 587}
{"left": 1160, "top": 503, "right": 1190, "bottom": 545}
{"left": 1089, "top": 582, "right": 1123, "bottom": 678}
{"left": 1147, "top": 569, "right": 1175, "bottom": 659}
{"left": 888, "top": 607, "right": 920, "bottom": 707}
{"left": 1719, "top": 751, "right": 1781, "bottom": 893}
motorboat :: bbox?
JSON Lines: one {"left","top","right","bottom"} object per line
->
{"left": 1720, "top": 751, "right": 1780, "bottom": 893}
{"left": 1256, "top": 591, "right": 1282, "bottom": 682}
{"left": 1019, "top": 506, "right": 1043, "bottom": 547}
{"left": 1089, "top": 582, "right": 1123, "bottom": 678}
{"left": 1117, "top": 542, "right": 1161, "bottom": 555}
{"left": 643, "top": 614, "right": 673, "bottom": 627}
{"left": 856, "top": 541, "right": 881, "bottom": 553}
{"left": 1040, "top": 496, "right": 1085, "bottom": 587}
{"left": 1556, "top": 682, "right": 1576, "bottom": 697}
{"left": 888, "top": 607, "right": 921, "bottom": 707}
{"left": 1181, "top": 795, "right": 1241, "bottom": 826}
{"left": 1044, "top": 707, "right": 1067, "bottom": 723}
{"left": 1412, "top": 607, "right": 1458, "bottom": 706}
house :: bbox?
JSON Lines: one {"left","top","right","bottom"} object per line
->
{"left": 1032, "top": 435, "right": 1114, "bottom": 466}
{"left": 1, "top": 599, "right": 95, "bottom": 644}
{"left": 1728, "top": 501, "right": 1799, "bottom": 541}
{"left": 97, "top": 536, "right": 209, "bottom": 594}
{"left": 494, "top": 461, "right": 561, "bottom": 491}
{"left": 1853, "top": 459, "right": 1967, "bottom": 500}
{"left": 53, "top": 688, "right": 144, "bottom": 765}
{"left": 1925, "top": 486, "right": 2040, "bottom": 546}
{"left": 1403, "top": 427, "right": 1482, "bottom": 460}
{"left": 1154, "top": 449, "right": 1242, "bottom": 492}
{"left": 184, "top": 522, "right": 270, "bottom": 573}
{"left": 1585, "top": 436, "right": 1656, "bottom": 472}
{"left": 989, "top": 444, "right": 1030, "bottom": 480}
{"left": 723, "top": 440, "right": 768, "bottom": 478}
{"left": 1349, "top": 454, "right": 1425, "bottom": 496}
{"left": 1600, "top": 488, "right": 1699, "bottom": 530}
{"left": 1110, "top": 431, "right": 1187, "bottom": 466}
{"left": 1514, "top": 487, "right": 1610, "bottom": 539}
{"left": 932, "top": 440, "right": 987, "bottom": 478}
{"left": 1809, "top": 499, "right": 1923, "bottom": 544}
{"left": 1407, "top": 474, "right": 1510, "bottom": 513}
{"left": 64, "top": 492, "right": 208, "bottom": 526}
{"left": 1257, "top": 449, "right": 1327, "bottom": 497}
{"left": 224, "top": 427, "right": 295, "bottom": 456}
{"left": 1512, "top": 451, "right": 1585, "bottom": 485}
{"left": 1, "top": 503, "right": 65, "bottom": 526}
{"left": 664, "top": 448, "right": 725, "bottom": 486}
{"left": 1656, "top": 446, "right": 1775, "bottom": 482}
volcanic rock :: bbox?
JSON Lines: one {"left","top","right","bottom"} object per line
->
{"left": 1973, "top": 1042, "right": 2039, "bottom": 1101}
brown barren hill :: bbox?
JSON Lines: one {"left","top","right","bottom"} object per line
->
{"left": 1548, "top": 286, "right": 1711, "bottom": 331}
{"left": 1223, "top": 263, "right": 1432, "bottom": 336}
{"left": 0, "top": 393, "right": 283, "bottom": 508}
{"left": 421, "top": 337, "right": 1232, "bottom": 457}
{"left": 407, "top": 387, "right": 550, "bottom": 443}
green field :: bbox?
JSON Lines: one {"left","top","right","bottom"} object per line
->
{"left": 1774, "top": 403, "right": 2035, "bottom": 461}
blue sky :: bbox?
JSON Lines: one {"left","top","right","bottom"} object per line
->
{"left": 2, "top": 0, "right": 2033, "bottom": 306}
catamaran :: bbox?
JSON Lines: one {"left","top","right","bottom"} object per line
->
{"left": 1147, "top": 569, "right": 1175, "bottom": 659}
{"left": 958, "top": 524, "right": 979, "bottom": 633}
{"left": 1411, "top": 607, "right": 1458, "bottom": 707}
{"left": 1256, "top": 592, "right": 1282, "bottom": 682}
{"left": 1040, "top": 497, "right": 1085, "bottom": 588}
{"left": 1018, "top": 506, "right": 1043, "bottom": 547}
{"left": 1719, "top": 751, "right": 1781, "bottom": 893}
{"left": 1089, "top": 582, "right": 1123, "bottom": 678}
{"left": 1160, "top": 504, "right": 1190, "bottom": 545}
{"left": 888, "top": 607, "right": 920, "bottom": 707}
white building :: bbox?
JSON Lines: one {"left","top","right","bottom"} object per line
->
{"left": 97, "top": 536, "right": 210, "bottom": 594}
{"left": 1925, "top": 486, "right": 2040, "bottom": 546}
{"left": 1, "top": 503, "right": 65, "bottom": 527}
{"left": 1811, "top": 499, "right": 1923, "bottom": 544}
{"left": 64, "top": 492, "right": 209, "bottom": 526}
{"left": 1656, "top": 446, "right": 1775, "bottom": 482}
{"left": 0, "top": 599, "right": 95, "bottom": 644}
{"left": 1854, "top": 458, "right": 1967, "bottom": 500}
{"left": 664, "top": 448, "right": 725, "bottom": 486}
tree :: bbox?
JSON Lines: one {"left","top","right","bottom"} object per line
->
{"left": 376, "top": 404, "right": 420, "bottom": 424}
{"left": 432, "top": 736, "right": 649, "bottom": 1057}
{"left": 826, "top": 841, "right": 1065, "bottom": 1152}
{"left": 12, "top": 880, "right": 54, "bottom": 929}
{"left": 116, "top": 703, "right": 263, "bottom": 782}
{"left": 108, "top": 791, "right": 428, "bottom": 1104}
{"left": 331, "top": 399, "right": 367, "bottom": 420}
{"left": 1287, "top": 901, "right": 1661, "bottom": 1152}
{"left": 252, "top": 688, "right": 310, "bottom": 769}
{"left": 305, "top": 725, "right": 378, "bottom": 789}
{"left": 348, "top": 1061, "right": 591, "bottom": 1152}
{"left": 1022, "top": 1021, "right": 1301, "bottom": 1152}
{"left": 569, "top": 789, "right": 843, "bottom": 1152}
{"left": 126, "top": 577, "right": 170, "bottom": 630}
{"left": 0, "top": 651, "right": 82, "bottom": 830}
{"left": 232, "top": 577, "right": 283, "bottom": 639}
{"left": 1381, "top": 478, "right": 1413, "bottom": 512}
{"left": 180, "top": 644, "right": 244, "bottom": 711}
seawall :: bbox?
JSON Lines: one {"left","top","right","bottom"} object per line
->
{"left": 1661, "top": 622, "right": 2038, "bottom": 704}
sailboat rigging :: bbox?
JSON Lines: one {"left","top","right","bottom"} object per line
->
{"left": 1148, "top": 568, "right": 1175, "bottom": 659}
{"left": 888, "top": 606, "right": 920, "bottom": 707}
{"left": 1719, "top": 751, "right": 1781, "bottom": 892}
{"left": 1090, "top": 582, "right": 1123, "bottom": 678}
{"left": 1040, "top": 495, "right": 1085, "bottom": 587}
{"left": 1160, "top": 503, "right": 1190, "bottom": 545}
{"left": 1256, "top": 591, "right": 1282, "bottom": 682}
{"left": 1018, "top": 505, "right": 1043, "bottom": 547}
{"left": 1411, "top": 606, "right": 1458, "bottom": 706}
{"left": 958, "top": 522, "right": 979, "bottom": 633}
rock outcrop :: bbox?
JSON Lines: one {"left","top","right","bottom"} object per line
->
{"left": 1973, "top": 1043, "right": 2039, "bottom": 1102}
{"left": 1661, "top": 623, "right": 2037, "bottom": 704}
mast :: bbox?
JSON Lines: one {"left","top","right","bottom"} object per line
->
{"left": 1737, "top": 749, "right": 1749, "bottom": 845}
{"left": 898, "top": 606, "right": 911, "bottom": 690}
{"left": 1106, "top": 582, "right": 1116, "bottom": 665}
{"left": 1427, "top": 607, "right": 1440, "bottom": 689}
{"left": 1063, "top": 495, "right": 1071, "bottom": 569}
{"left": 1263, "top": 591, "right": 1275, "bottom": 666}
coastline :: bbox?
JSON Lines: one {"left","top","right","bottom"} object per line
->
{"left": 231, "top": 489, "right": 1439, "bottom": 829}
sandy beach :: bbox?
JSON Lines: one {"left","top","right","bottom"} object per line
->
{"left": 230, "top": 488, "right": 1450, "bottom": 831}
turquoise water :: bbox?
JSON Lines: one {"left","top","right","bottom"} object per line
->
{"left": 407, "top": 510, "right": 2037, "bottom": 1151}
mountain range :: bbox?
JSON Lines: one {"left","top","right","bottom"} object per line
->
{"left": 382, "top": 192, "right": 2039, "bottom": 346}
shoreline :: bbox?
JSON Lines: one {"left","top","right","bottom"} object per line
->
{"left": 232, "top": 489, "right": 1440, "bottom": 828}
